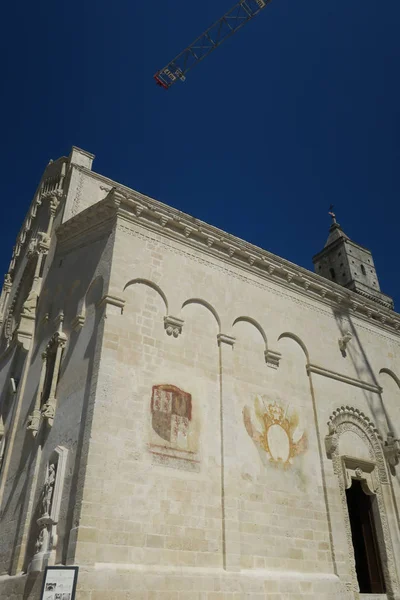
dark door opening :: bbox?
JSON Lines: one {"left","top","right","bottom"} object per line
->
{"left": 346, "top": 479, "right": 386, "bottom": 593}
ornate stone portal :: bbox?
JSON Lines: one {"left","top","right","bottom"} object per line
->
{"left": 325, "top": 407, "right": 400, "bottom": 598}
{"left": 29, "top": 446, "right": 68, "bottom": 572}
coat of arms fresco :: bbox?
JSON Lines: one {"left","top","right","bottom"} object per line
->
{"left": 151, "top": 384, "right": 192, "bottom": 450}
{"left": 243, "top": 396, "right": 308, "bottom": 468}
{"left": 149, "top": 384, "right": 199, "bottom": 471}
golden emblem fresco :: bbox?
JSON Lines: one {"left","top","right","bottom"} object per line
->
{"left": 243, "top": 397, "right": 308, "bottom": 468}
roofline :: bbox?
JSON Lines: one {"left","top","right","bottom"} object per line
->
{"left": 54, "top": 179, "right": 400, "bottom": 335}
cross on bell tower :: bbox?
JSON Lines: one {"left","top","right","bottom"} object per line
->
{"left": 312, "top": 208, "right": 393, "bottom": 309}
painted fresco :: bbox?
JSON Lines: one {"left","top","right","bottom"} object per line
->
{"left": 151, "top": 384, "right": 192, "bottom": 449}
{"left": 149, "top": 384, "right": 199, "bottom": 471}
{"left": 243, "top": 396, "right": 308, "bottom": 468}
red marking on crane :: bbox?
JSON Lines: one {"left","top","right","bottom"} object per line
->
{"left": 154, "top": 73, "right": 168, "bottom": 90}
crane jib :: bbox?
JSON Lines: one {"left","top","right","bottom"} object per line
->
{"left": 154, "top": 0, "right": 270, "bottom": 89}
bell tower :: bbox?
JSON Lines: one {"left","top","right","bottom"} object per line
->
{"left": 312, "top": 207, "right": 393, "bottom": 309}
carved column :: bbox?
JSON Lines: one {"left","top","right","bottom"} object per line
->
{"left": 27, "top": 352, "right": 48, "bottom": 436}
{"left": 217, "top": 333, "right": 240, "bottom": 572}
{"left": 42, "top": 332, "right": 67, "bottom": 426}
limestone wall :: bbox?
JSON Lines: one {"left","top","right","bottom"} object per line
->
{"left": 1, "top": 161, "right": 400, "bottom": 599}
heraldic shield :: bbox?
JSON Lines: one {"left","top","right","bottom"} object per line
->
{"left": 151, "top": 385, "right": 192, "bottom": 450}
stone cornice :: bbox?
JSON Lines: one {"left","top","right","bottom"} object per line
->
{"left": 307, "top": 364, "right": 383, "bottom": 394}
{"left": 54, "top": 175, "right": 400, "bottom": 338}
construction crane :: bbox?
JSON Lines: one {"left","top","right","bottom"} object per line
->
{"left": 154, "top": 0, "right": 272, "bottom": 90}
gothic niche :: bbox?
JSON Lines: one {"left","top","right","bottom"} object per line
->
{"left": 29, "top": 446, "right": 68, "bottom": 572}
{"left": 149, "top": 384, "right": 200, "bottom": 471}
{"left": 27, "top": 327, "right": 67, "bottom": 435}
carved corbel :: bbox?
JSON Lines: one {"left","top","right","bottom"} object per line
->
{"left": 338, "top": 331, "right": 352, "bottom": 356}
{"left": 217, "top": 333, "right": 236, "bottom": 347}
{"left": 98, "top": 294, "right": 125, "bottom": 316}
{"left": 164, "top": 316, "right": 184, "bottom": 338}
{"left": 264, "top": 349, "right": 282, "bottom": 369}
{"left": 184, "top": 226, "right": 194, "bottom": 238}
{"left": 325, "top": 423, "right": 339, "bottom": 459}
{"left": 384, "top": 432, "right": 400, "bottom": 468}
{"left": 71, "top": 314, "right": 85, "bottom": 331}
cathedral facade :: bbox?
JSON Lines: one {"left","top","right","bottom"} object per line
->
{"left": 1, "top": 147, "right": 400, "bottom": 599}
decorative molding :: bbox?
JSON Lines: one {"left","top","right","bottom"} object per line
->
{"left": 326, "top": 406, "right": 386, "bottom": 482}
{"left": 54, "top": 172, "right": 400, "bottom": 337}
{"left": 164, "top": 315, "right": 184, "bottom": 338}
{"left": 341, "top": 455, "right": 378, "bottom": 495}
{"left": 217, "top": 333, "right": 236, "bottom": 347}
{"left": 307, "top": 364, "right": 382, "bottom": 394}
{"left": 264, "top": 349, "right": 282, "bottom": 369}
{"left": 118, "top": 225, "right": 400, "bottom": 352}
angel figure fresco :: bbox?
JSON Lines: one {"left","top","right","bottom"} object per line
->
{"left": 243, "top": 396, "right": 308, "bottom": 468}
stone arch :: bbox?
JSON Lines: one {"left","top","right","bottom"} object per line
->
{"left": 326, "top": 405, "right": 386, "bottom": 482}
{"left": 181, "top": 298, "right": 221, "bottom": 332}
{"left": 124, "top": 278, "right": 168, "bottom": 315}
{"left": 277, "top": 332, "right": 309, "bottom": 362}
{"left": 325, "top": 405, "right": 399, "bottom": 597}
{"left": 232, "top": 316, "right": 267, "bottom": 350}
{"left": 380, "top": 368, "right": 400, "bottom": 390}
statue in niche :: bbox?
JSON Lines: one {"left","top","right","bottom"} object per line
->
{"left": 42, "top": 463, "right": 56, "bottom": 517}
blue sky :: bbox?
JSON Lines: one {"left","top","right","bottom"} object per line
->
{"left": 2, "top": 0, "right": 399, "bottom": 306}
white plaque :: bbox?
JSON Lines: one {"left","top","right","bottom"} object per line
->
{"left": 40, "top": 566, "right": 79, "bottom": 600}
